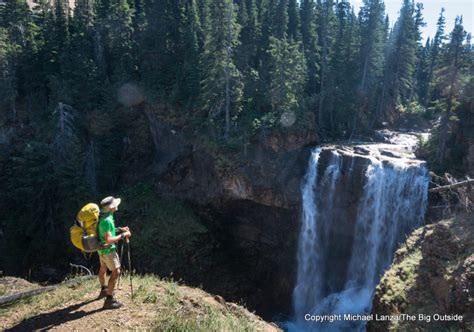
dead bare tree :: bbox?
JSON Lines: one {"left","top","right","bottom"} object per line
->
{"left": 429, "top": 172, "right": 473, "bottom": 217}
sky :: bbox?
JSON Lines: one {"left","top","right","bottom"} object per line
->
{"left": 349, "top": 0, "right": 473, "bottom": 42}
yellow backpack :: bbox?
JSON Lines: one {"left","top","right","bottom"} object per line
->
{"left": 70, "top": 203, "right": 101, "bottom": 252}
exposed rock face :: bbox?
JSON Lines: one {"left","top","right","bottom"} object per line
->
{"left": 369, "top": 214, "right": 474, "bottom": 331}
{"left": 124, "top": 109, "right": 430, "bottom": 318}
{"left": 148, "top": 126, "right": 318, "bottom": 316}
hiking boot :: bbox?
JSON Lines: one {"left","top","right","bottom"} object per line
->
{"left": 103, "top": 296, "right": 123, "bottom": 309}
{"left": 97, "top": 287, "right": 107, "bottom": 300}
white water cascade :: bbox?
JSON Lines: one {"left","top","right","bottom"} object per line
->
{"left": 289, "top": 137, "right": 429, "bottom": 331}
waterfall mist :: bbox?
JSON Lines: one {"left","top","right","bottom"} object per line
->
{"left": 288, "top": 144, "right": 429, "bottom": 331}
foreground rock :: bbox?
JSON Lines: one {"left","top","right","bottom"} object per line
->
{"left": 370, "top": 214, "right": 474, "bottom": 331}
{"left": 0, "top": 275, "right": 281, "bottom": 331}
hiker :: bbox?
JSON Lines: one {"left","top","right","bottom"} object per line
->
{"left": 97, "top": 196, "right": 131, "bottom": 309}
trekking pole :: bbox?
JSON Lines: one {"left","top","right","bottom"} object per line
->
{"left": 126, "top": 237, "right": 133, "bottom": 300}
{"left": 117, "top": 241, "right": 125, "bottom": 289}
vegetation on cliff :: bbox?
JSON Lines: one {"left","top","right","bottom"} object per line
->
{"left": 0, "top": 181, "right": 213, "bottom": 279}
{"left": 370, "top": 214, "right": 473, "bottom": 331}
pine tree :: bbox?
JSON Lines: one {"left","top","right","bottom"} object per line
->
{"left": 1, "top": 0, "right": 43, "bottom": 121}
{"left": 65, "top": 0, "right": 103, "bottom": 111}
{"left": 39, "top": 0, "right": 70, "bottom": 104}
{"left": 430, "top": 17, "right": 468, "bottom": 165}
{"left": 267, "top": 36, "right": 306, "bottom": 123}
{"left": 101, "top": 0, "right": 134, "bottom": 82}
{"left": 326, "top": 1, "right": 359, "bottom": 136}
{"left": 235, "top": 0, "right": 262, "bottom": 125}
{"left": 287, "top": 0, "right": 300, "bottom": 41}
{"left": 349, "top": 0, "right": 386, "bottom": 132}
{"left": 0, "top": 27, "right": 17, "bottom": 122}
{"left": 358, "top": 0, "right": 385, "bottom": 91}
{"left": 256, "top": 0, "right": 276, "bottom": 105}
{"left": 141, "top": 0, "right": 180, "bottom": 96}
{"left": 379, "top": 0, "right": 419, "bottom": 120}
{"left": 196, "top": 0, "right": 209, "bottom": 30}
{"left": 316, "top": 0, "right": 337, "bottom": 132}
{"left": 414, "top": 2, "right": 425, "bottom": 43}
{"left": 1, "top": 0, "right": 36, "bottom": 49}
{"left": 176, "top": 0, "right": 202, "bottom": 108}
{"left": 200, "top": 0, "right": 243, "bottom": 140}
{"left": 273, "top": 0, "right": 288, "bottom": 40}
{"left": 236, "top": 0, "right": 259, "bottom": 70}
{"left": 300, "top": 0, "right": 320, "bottom": 96}
{"left": 417, "top": 38, "right": 431, "bottom": 105}
{"left": 428, "top": 8, "right": 447, "bottom": 101}
{"left": 413, "top": 2, "right": 427, "bottom": 105}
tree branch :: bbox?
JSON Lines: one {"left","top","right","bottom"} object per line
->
{"left": 0, "top": 275, "right": 94, "bottom": 307}
{"left": 429, "top": 179, "right": 474, "bottom": 193}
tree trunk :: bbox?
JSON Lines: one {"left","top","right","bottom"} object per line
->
{"left": 438, "top": 59, "right": 458, "bottom": 165}
{"left": 429, "top": 179, "right": 474, "bottom": 193}
{"left": 0, "top": 276, "right": 94, "bottom": 307}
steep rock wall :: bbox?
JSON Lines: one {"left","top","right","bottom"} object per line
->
{"left": 122, "top": 108, "right": 429, "bottom": 318}
{"left": 369, "top": 215, "right": 473, "bottom": 331}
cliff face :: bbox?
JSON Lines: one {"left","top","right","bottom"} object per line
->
{"left": 122, "top": 109, "right": 430, "bottom": 318}
{"left": 370, "top": 214, "right": 474, "bottom": 331}
{"left": 123, "top": 111, "right": 318, "bottom": 317}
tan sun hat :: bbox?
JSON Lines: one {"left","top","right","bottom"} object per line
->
{"left": 100, "top": 196, "right": 122, "bottom": 209}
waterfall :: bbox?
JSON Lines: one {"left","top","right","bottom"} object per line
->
{"left": 289, "top": 145, "right": 429, "bottom": 331}
{"left": 293, "top": 148, "right": 323, "bottom": 314}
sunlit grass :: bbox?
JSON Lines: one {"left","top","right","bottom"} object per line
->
{"left": 1, "top": 273, "right": 262, "bottom": 331}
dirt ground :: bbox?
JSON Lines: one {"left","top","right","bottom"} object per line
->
{"left": 2, "top": 283, "right": 156, "bottom": 330}
{"left": 0, "top": 275, "right": 280, "bottom": 331}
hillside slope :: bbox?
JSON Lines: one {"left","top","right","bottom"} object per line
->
{"left": 369, "top": 214, "right": 473, "bottom": 331}
{"left": 0, "top": 275, "right": 280, "bottom": 331}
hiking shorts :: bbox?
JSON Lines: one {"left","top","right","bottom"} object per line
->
{"left": 99, "top": 251, "right": 121, "bottom": 271}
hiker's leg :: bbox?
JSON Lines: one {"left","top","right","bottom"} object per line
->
{"left": 105, "top": 251, "right": 121, "bottom": 296}
{"left": 98, "top": 263, "right": 107, "bottom": 287}
{"left": 107, "top": 267, "right": 120, "bottom": 296}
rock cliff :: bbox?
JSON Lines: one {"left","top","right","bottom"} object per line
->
{"left": 369, "top": 214, "right": 474, "bottom": 331}
{"left": 123, "top": 108, "right": 430, "bottom": 318}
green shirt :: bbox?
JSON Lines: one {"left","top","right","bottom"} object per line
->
{"left": 98, "top": 212, "right": 116, "bottom": 255}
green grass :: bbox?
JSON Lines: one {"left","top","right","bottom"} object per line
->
{"left": 153, "top": 304, "right": 255, "bottom": 332}
{"left": 1, "top": 274, "right": 263, "bottom": 331}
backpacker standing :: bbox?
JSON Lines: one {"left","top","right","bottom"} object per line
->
{"left": 97, "top": 196, "right": 131, "bottom": 309}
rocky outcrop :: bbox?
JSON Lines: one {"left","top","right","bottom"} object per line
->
{"left": 369, "top": 214, "right": 474, "bottom": 331}
{"left": 121, "top": 108, "right": 321, "bottom": 316}
{"left": 123, "top": 107, "right": 430, "bottom": 318}
{"left": 149, "top": 126, "right": 318, "bottom": 316}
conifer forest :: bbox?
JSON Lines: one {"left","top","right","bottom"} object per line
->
{"left": 0, "top": 1, "right": 473, "bottom": 328}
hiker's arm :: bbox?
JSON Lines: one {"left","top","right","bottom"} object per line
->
{"left": 115, "top": 226, "right": 130, "bottom": 234}
{"left": 104, "top": 231, "right": 130, "bottom": 244}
